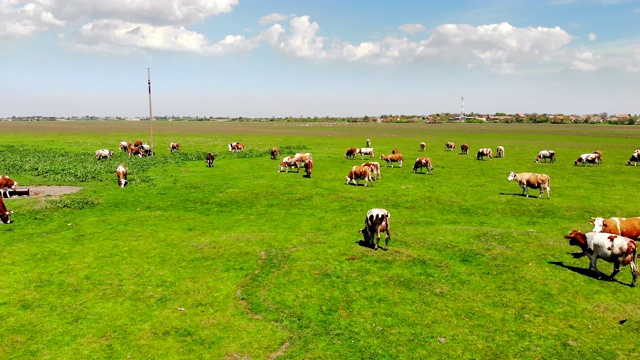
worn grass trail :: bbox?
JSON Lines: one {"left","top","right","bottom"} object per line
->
{"left": 1, "top": 122, "right": 640, "bottom": 359}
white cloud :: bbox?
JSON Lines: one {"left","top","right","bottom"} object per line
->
{"left": 264, "top": 16, "right": 327, "bottom": 58}
{"left": 399, "top": 23, "right": 425, "bottom": 34}
{"left": 570, "top": 60, "right": 598, "bottom": 71}
{"left": 0, "top": 0, "right": 65, "bottom": 40}
{"left": 207, "top": 34, "right": 259, "bottom": 54}
{"left": 575, "top": 51, "right": 599, "bottom": 60}
{"left": 588, "top": 32, "right": 597, "bottom": 41}
{"left": 259, "top": 13, "right": 289, "bottom": 25}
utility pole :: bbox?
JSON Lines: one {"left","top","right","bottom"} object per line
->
{"left": 148, "top": 68, "right": 154, "bottom": 156}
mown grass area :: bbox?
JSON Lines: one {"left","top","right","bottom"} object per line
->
{"left": 1, "top": 121, "right": 640, "bottom": 359}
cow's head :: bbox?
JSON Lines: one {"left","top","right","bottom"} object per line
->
{"left": 589, "top": 217, "right": 606, "bottom": 232}
{"left": 0, "top": 210, "right": 12, "bottom": 224}
{"left": 564, "top": 230, "right": 588, "bottom": 252}
{"left": 119, "top": 178, "right": 128, "bottom": 188}
{"left": 507, "top": 171, "right": 517, "bottom": 181}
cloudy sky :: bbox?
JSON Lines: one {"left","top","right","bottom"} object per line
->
{"left": 2, "top": 0, "right": 639, "bottom": 118}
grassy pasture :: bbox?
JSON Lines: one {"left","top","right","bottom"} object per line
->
{"left": 1, "top": 121, "right": 640, "bottom": 359}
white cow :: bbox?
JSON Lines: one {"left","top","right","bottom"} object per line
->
{"left": 95, "top": 149, "right": 113, "bottom": 160}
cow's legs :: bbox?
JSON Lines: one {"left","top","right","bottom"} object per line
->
{"left": 383, "top": 230, "right": 390, "bottom": 250}
{"left": 631, "top": 263, "right": 638, "bottom": 287}
{"left": 609, "top": 261, "right": 621, "bottom": 282}
{"left": 590, "top": 258, "right": 603, "bottom": 279}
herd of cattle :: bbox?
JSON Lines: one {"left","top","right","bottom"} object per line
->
{"left": 2, "top": 138, "right": 640, "bottom": 286}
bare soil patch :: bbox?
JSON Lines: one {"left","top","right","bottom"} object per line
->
{"left": 14, "top": 186, "right": 82, "bottom": 198}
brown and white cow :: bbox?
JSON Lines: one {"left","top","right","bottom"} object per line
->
{"left": 304, "top": 159, "right": 314, "bottom": 178}
{"left": 293, "top": 153, "right": 313, "bottom": 168}
{"left": 345, "top": 147, "right": 357, "bottom": 159}
{"left": 0, "top": 175, "right": 17, "bottom": 199}
{"left": 279, "top": 156, "right": 300, "bottom": 173}
{"left": 346, "top": 165, "right": 373, "bottom": 187}
{"left": 95, "top": 149, "right": 114, "bottom": 160}
{"left": 627, "top": 150, "right": 640, "bottom": 166}
{"left": 477, "top": 148, "right": 493, "bottom": 160}
{"left": 413, "top": 157, "right": 433, "bottom": 174}
{"left": 419, "top": 142, "right": 426, "bottom": 151}
{"left": 170, "top": 142, "right": 180, "bottom": 153}
{"left": 496, "top": 146, "right": 505, "bottom": 158}
{"left": 119, "top": 141, "right": 131, "bottom": 152}
{"left": 359, "top": 208, "right": 391, "bottom": 250}
{"left": 116, "top": 164, "right": 128, "bottom": 188}
{"left": 140, "top": 144, "right": 152, "bottom": 157}
{"left": 228, "top": 142, "right": 245, "bottom": 152}
{"left": 574, "top": 153, "right": 600, "bottom": 166}
{"left": 380, "top": 153, "right": 403, "bottom": 168}
{"left": 206, "top": 153, "right": 216, "bottom": 168}
{"left": 565, "top": 230, "right": 638, "bottom": 287}
{"left": 593, "top": 150, "right": 603, "bottom": 163}
{"left": 128, "top": 145, "right": 142, "bottom": 158}
{"left": 134, "top": 140, "right": 143, "bottom": 148}
{"left": 366, "top": 139, "right": 371, "bottom": 147}
{"left": 356, "top": 147, "right": 374, "bottom": 159}
{"left": 361, "top": 162, "right": 381, "bottom": 180}
{"left": 590, "top": 217, "right": 640, "bottom": 240}
{"left": 0, "top": 196, "right": 12, "bottom": 224}
{"left": 392, "top": 148, "right": 400, "bottom": 154}
{"left": 445, "top": 142, "right": 456, "bottom": 151}
{"left": 460, "top": 144, "right": 469, "bottom": 154}
{"left": 270, "top": 147, "right": 280, "bottom": 160}
{"left": 507, "top": 171, "right": 550, "bottom": 199}
{"left": 536, "top": 150, "right": 555, "bottom": 163}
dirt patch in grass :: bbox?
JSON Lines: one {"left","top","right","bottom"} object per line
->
{"left": 13, "top": 186, "right": 82, "bottom": 198}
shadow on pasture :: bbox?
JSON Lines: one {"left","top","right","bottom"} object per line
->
{"left": 355, "top": 239, "right": 375, "bottom": 250}
{"left": 550, "top": 260, "right": 635, "bottom": 287}
{"left": 499, "top": 192, "right": 540, "bottom": 199}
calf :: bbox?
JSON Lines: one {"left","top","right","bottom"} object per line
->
{"left": 359, "top": 208, "right": 391, "bottom": 250}
{"left": 477, "top": 148, "right": 493, "bottom": 160}
{"left": 419, "top": 142, "right": 426, "bottom": 151}
{"left": 95, "top": 149, "right": 113, "bottom": 160}
{"left": 0, "top": 175, "right": 17, "bottom": 198}
{"left": 206, "top": 153, "right": 216, "bottom": 168}
{"left": 346, "top": 165, "right": 373, "bottom": 187}
{"left": 507, "top": 171, "right": 550, "bottom": 199}
{"left": 565, "top": 230, "right": 638, "bottom": 287}
{"left": 361, "top": 162, "right": 381, "bottom": 180}
{"left": 170, "top": 142, "right": 180, "bottom": 153}
{"left": 279, "top": 156, "right": 299, "bottom": 173}
{"left": 627, "top": 150, "right": 640, "bottom": 166}
{"left": 445, "top": 142, "right": 456, "bottom": 151}
{"left": 116, "top": 164, "right": 128, "bottom": 188}
{"left": 590, "top": 217, "right": 640, "bottom": 240}
{"left": 460, "top": 144, "right": 469, "bottom": 154}
{"left": 345, "top": 147, "right": 357, "bottom": 159}
{"left": 536, "top": 150, "right": 555, "bottom": 163}
{"left": 380, "top": 153, "right": 403, "bottom": 168}
{"left": 270, "top": 147, "right": 280, "bottom": 160}
{"left": 0, "top": 196, "right": 12, "bottom": 224}
{"left": 574, "top": 153, "right": 600, "bottom": 166}
{"left": 413, "top": 157, "right": 433, "bottom": 174}
{"left": 356, "top": 147, "right": 374, "bottom": 159}
{"left": 496, "top": 146, "right": 505, "bottom": 158}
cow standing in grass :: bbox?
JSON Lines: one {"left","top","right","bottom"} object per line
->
{"left": 206, "top": 153, "right": 216, "bottom": 168}
{"left": 0, "top": 196, "right": 12, "bottom": 224}
{"left": 380, "top": 153, "right": 403, "bottom": 168}
{"left": 627, "top": 150, "right": 640, "bottom": 166}
{"left": 95, "top": 149, "right": 113, "bottom": 160}
{"left": 366, "top": 139, "right": 371, "bottom": 147}
{"left": 270, "top": 148, "right": 280, "bottom": 160}
{"left": 356, "top": 147, "right": 374, "bottom": 159}
{"left": 590, "top": 217, "right": 640, "bottom": 240}
{"left": 346, "top": 165, "right": 373, "bottom": 187}
{"left": 477, "top": 148, "right": 493, "bottom": 160}
{"left": 0, "top": 175, "right": 17, "bottom": 198}
{"left": 116, "top": 164, "right": 128, "bottom": 188}
{"left": 119, "top": 141, "right": 130, "bottom": 152}
{"left": 413, "top": 157, "right": 433, "bottom": 174}
{"left": 565, "top": 230, "right": 638, "bottom": 287}
{"left": 420, "top": 142, "right": 426, "bottom": 151}
{"left": 345, "top": 147, "right": 357, "bottom": 159}
{"left": 360, "top": 208, "right": 391, "bottom": 250}
{"left": 507, "top": 171, "right": 550, "bottom": 199}
{"left": 496, "top": 146, "right": 505, "bottom": 158}
{"left": 170, "top": 142, "right": 180, "bottom": 153}
{"left": 279, "top": 156, "right": 299, "bottom": 173}
{"left": 461, "top": 144, "right": 469, "bottom": 154}
{"left": 574, "top": 153, "right": 600, "bottom": 166}
{"left": 362, "top": 162, "right": 381, "bottom": 180}
{"left": 304, "top": 160, "right": 314, "bottom": 178}
{"left": 536, "top": 150, "right": 555, "bottom": 163}
{"left": 229, "top": 142, "right": 245, "bottom": 152}
{"left": 445, "top": 142, "right": 456, "bottom": 151}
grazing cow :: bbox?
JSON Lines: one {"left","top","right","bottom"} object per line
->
{"left": 134, "top": 140, "right": 143, "bottom": 148}
{"left": 380, "top": 153, "right": 403, "bottom": 168}
{"left": 293, "top": 153, "right": 313, "bottom": 168}
{"left": 476, "top": 148, "right": 493, "bottom": 160}
{"left": 628, "top": 150, "right": 640, "bottom": 166}
{"left": 361, "top": 162, "right": 381, "bottom": 180}
{"left": 228, "top": 142, "right": 245, "bottom": 152}
{"left": 140, "top": 143, "right": 152, "bottom": 157}
{"left": 95, "top": 149, "right": 113, "bottom": 160}
{"left": 119, "top": 141, "right": 130, "bottom": 152}
{"left": 507, "top": 171, "right": 551, "bottom": 199}
{"left": 359, "top": 208, "right": 391, "bottom": 250}
{"left": 574, "top": 153, "right": 600, "bottom": 166}
{"left": 420, "top": 142, "right": 426, "bottom": 151}
{"left": 116, "top": 164, "right": 128, "bottom": 188}
{"left": 270, "top": 147, "right": 280, "bottom": 160}
{"left": 0, "top": 196, "right": 12, "bottom": 224}
{"left": 496, "top": 146, "right": 505, "bottom": 158}
{"left": 128, "top": 145, "right": 142, "bottom": 158}
{"left": 413, "top": 157, "right": 433, "bottom": 174}
{"left": 345, "top": 147, "right": 357, "bottom": 159}
{"left": 170, "top": 142, "right": 180, "bottom": 153}
{"left": 565, "top": 230, "right": 638, "bottom": 287}
{"left": 445, "top": 142, "right": 456, "bottom": 151}
{"left": 460, "top": 144, "right": 469, "bottom": 154}
{"left": 346, "top": 165, "right": 373, "bottom": 187}
{"left": 392, "top": 148, "right": 400, "bottom": 154}
{"left": 366, "top": 139, "right": 371, "bottom": 147}
{"left": 206, "top": 153, "right": 216, "bottom": 168}
{"left": 304, "top": 159, "right": 314, "bottom": 178}
{"left": 278, "top": 156, "right": 300, "bottom": 173}
{"left": 593, "top": 150, "right": 603, "bottom": 163}
{"left": 536, "top": 150, "right": 556, "bottom": 163}
{"left": 0, "top": 175, "right": 17, "bottom": 198}
{"left": 356, "top": 147, "right": 374, "bottom": 159}
{"left": 590, "top": 217, "right": 640, "bottom": 240}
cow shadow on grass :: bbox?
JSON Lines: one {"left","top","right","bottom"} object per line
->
{"left": 549, "top": 260, "right": 634, "bottom": 287}
{"left": 499, "top": 192, "right": 541, "bottom": 199}
{"left": 355, "top": 239, "right": 377, "bottom": 250}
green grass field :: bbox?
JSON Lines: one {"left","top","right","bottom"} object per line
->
{"left": 1, "top": 121, "right": 640, "bottom": 359}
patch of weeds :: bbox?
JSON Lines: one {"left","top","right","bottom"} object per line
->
{"left": 41, "top": 197, "right": 99, "bottom": 210}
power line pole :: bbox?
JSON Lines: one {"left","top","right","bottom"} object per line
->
{"left": 148, "top": 68, "right": 154, "bottom": 156}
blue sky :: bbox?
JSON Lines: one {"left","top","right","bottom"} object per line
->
{"left": 1, "top": 0, "right": 639, "bottom": 118}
